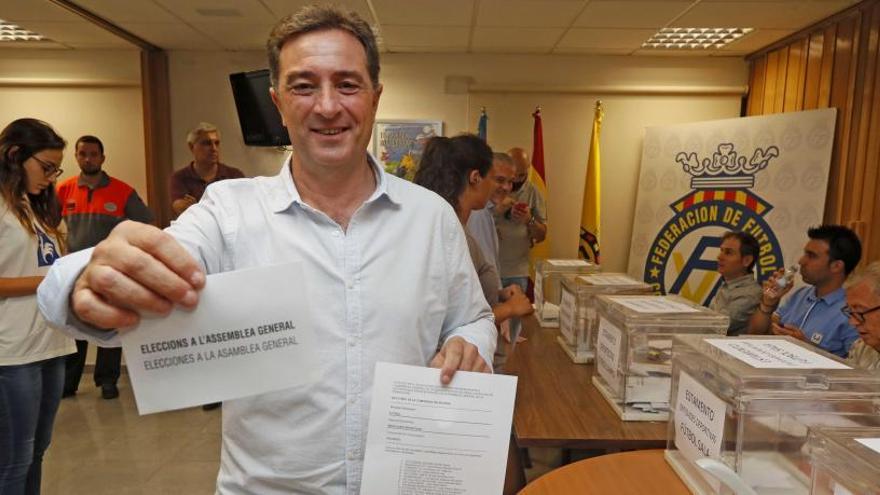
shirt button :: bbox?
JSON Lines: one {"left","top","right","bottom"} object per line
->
{"left": 347, "top": 281, "right": 355, "bottom": 290}
{"left": 347, "top": 451, "right": 357, "bottom": 460}
{"left": 349, "top": 339, "right": 356, "bottom": 347}
{"left": 332, "top": 231, "right": 340, "bottom": 237}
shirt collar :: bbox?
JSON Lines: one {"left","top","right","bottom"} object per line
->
{"left": 267, "top": 153, "right": 398, "bottom": 213}
{"left": 77, "top": 171, "right": 110, "bottom": 189}
{"left": 807, "top": 286, "right": 846, "bottom": 305}
{"left": 722, "top": 273, "right": 755, "bottom": 289}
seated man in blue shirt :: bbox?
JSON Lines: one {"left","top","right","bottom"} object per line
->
{"left": 748, "top": 224, "right": 862, "bottom": 357}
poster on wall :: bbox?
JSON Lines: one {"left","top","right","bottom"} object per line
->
{"left": 626, "top": 108, "right": 837, "bottom": 305}
{"left": 371, "top": 120, "right": 443, "bottom": 181}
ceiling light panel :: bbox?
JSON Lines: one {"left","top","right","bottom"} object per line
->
{"left": 641, "top": 27, "right": 753, "bottom": 50}
{"left": 0, "top": 18, "right": 46, "bottom": 41}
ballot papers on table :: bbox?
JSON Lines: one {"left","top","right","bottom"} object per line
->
{"left": 360, "top": 362, "right": 517, "bottom": 495}
{"left": 120, "top": 262, "right": 318, "bottom": 414}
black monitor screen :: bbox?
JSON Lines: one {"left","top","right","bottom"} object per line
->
{"left": 229, "top": 69, "right": 290, "bottom": 147}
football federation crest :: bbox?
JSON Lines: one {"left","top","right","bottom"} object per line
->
{"left": 643, "top": 143, "right": 784, "bottom": 305}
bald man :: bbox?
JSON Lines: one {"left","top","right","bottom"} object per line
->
{"left": 493, "top": 147, "right": 547, "bottom": 291}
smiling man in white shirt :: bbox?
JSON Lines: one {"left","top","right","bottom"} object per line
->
{"left": 37, "top": 6, "right": 495, "bottom": 494}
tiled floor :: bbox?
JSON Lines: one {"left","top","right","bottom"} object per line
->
{"left": 43, "top": 374, "right": 562, "bottom": 494}
{"left": 43, "top": 375, "right": 220, "bottom": 495}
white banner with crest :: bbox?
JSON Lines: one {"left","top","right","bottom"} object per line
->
{"left": 627, "top": 109, "right": 837, "bottom": 304}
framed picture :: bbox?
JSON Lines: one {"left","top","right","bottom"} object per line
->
{"left": 371, "top": 120, "right": 443, "bottom": 181}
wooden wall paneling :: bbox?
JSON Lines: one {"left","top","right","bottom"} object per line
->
{"left": 795, "top": 38, "right": 809, "bottom": 111}
{"left": 855, "top": 4, "right": 880, "bottom": 260}
{"left": 773, "top": 46, "right": 790, "bottom": 113}
{"left": 826, "top": 14, "right": 860, "bottom": 225}
{"left": 784, "top": 38, "right": 808, "bottom": 111}
{"left": 745, "top": 0, "right": 880, "bottom": 264}
{"left": 804, "top": 31, "right": 826, "bottom": 109}
{"left": 818, "top": 25, "right": 838, "bottom": 108}
{"left": 848, "top": 4, "right": 880, "bottom": 229}
{"left": 748, "top": 56, "right": 767, "bottom": 115}
{"left": 763, "top": 50, "right": 780, "bottom": 114}
{"left": 141, "top": 50, "right": 174, "bottom": 228}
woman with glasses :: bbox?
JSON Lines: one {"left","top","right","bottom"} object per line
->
{"left": 0, "top": 118, "right": 73, "bottom": 494}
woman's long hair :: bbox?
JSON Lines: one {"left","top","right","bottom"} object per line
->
{"left": 0, "top": 118, "right": 66, "bottom": 250}
{"left": 413, "top": 134, "right": 492, "bottom": 213}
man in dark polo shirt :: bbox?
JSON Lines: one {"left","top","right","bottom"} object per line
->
{"left": 170, "top": 122, "right": 245, "bottom": 217}
{"left": 57, "top": 135, "right": 154, "bottom": 399}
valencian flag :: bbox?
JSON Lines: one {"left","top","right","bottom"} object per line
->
{"left": 477, "top": 107, "right": 488, "bottom": 141}
{"left": 528, "top": 107, "right": 550, "bottom": 275}
{"left": 579, "top": 101, "right": 602, "bottom": 263}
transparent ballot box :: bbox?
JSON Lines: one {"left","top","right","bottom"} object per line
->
{"left": 665, "top": 335, "right": 880, "bottom": 495}
{"left": 557, "top": 273, "right": 653, "bottom": 364}
{"left": 807, "top": 427, "right": 880, "bottom": 495}
{"left": 534, "top": 259, "right": 599, "bottom": 328}
{"left": 590, "top": 295, "right": 728, "bottom": 421}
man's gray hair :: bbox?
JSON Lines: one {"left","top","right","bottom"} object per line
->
{"left": 493, "top": 152, "right": 513, "bottom": 165}
{"left": 187, "top": 122, "right": 219, "bottom": 146}
{"left": 846, "top": 261, "right": 880, "bottom": 296}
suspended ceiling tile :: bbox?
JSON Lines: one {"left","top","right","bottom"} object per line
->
{"left": 191, "top": 22, "right": 274, "bottom": 50}
{"left": 13, "top": 20, "right": 134, "bottom": 47}
{"left": 151, "top": 0, "right": 276, "bottom": 24}
{"left": 472, "top": 27, "right": 563, "bottom": 50}
{"left": 574, "top": 1, "right": 692, "bottom": 28}
{"left": 120, "top": 22, "right": 221, "bottom": 49}
{"left": 72, "top": 0, "right": 179, "bottom": 23}
{"left": 259, "top": 0, "right": 374, "bottom": 21}
{"left": 553, "top": 46, "right": 636, "bottom": 55}
{"left": 718, "top": 28, "right": 794, "bottom": 53}
{"left": 0, "top": 0, "right": 84, "bottom": 22}
{"left": 380, "top": 25, "right": 470, "bottom": 50}
{"left": 371, "top": 0, "right": 474, "bottom": 26}
{"left": 557, "top": 28, "right": 657, "bottom": 50}
{"left": 672, "top": 1, "right": 853, "bottom": 30}
{"left": 0, "top": 40, "right": 70, "bottom": 49}
{"left": 476, "top": 0, "right": 586, "bottom": 27}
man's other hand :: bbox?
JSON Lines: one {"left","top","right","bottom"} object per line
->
{"left": 430, "top": 336, "right": 490, "bottom": 385}
{"left": 70, "top": 221, "right": 205, "bottom": 330}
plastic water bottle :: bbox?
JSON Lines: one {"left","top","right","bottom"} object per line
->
{"left": 764, "top": 265, "right": 798, "bottom": 298}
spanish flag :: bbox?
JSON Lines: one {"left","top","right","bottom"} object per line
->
{"left": 528, "top": 107, "right": 550, "bottom": 274}
{"left": 579, "top": 101, "right": 602, "bottom": 263}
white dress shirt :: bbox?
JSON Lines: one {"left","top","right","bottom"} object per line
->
{"left": 38, "top": 157, "right": 496, "bottom": 494}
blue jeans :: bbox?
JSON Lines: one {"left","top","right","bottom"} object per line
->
{"left": 0, "top": 357, "right": 65, "bottom": 495}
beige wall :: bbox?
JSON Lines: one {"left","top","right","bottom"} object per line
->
{"left": 168, "top": 50, "right": 747, "bottom": 272}
{"left": 0, "top": 50, "right": 148, "bottom": 202}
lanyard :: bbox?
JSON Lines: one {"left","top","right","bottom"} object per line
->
{"left": 799, "top": 298, "right": 820, "bottom": 330}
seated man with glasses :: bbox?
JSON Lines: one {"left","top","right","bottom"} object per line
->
{"left": 844, "top": 261, "right": 880, "bottom": 370}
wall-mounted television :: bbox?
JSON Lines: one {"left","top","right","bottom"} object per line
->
{"left": 229, "top": 69, "right": 290, "bottom": 147}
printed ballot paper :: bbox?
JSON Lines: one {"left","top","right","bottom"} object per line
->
{"left": 120, "top": 262, "right": 318, "bottom": 414}
{"left": 360, "top": 363, "right": 517, "bottom": 495}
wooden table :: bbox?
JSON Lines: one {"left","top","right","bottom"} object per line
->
{"left": 518, "top": 450, "right": 690, "bottom": 494}
{"left": 505, "top": 316, "right": 668, "bottom": 450}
